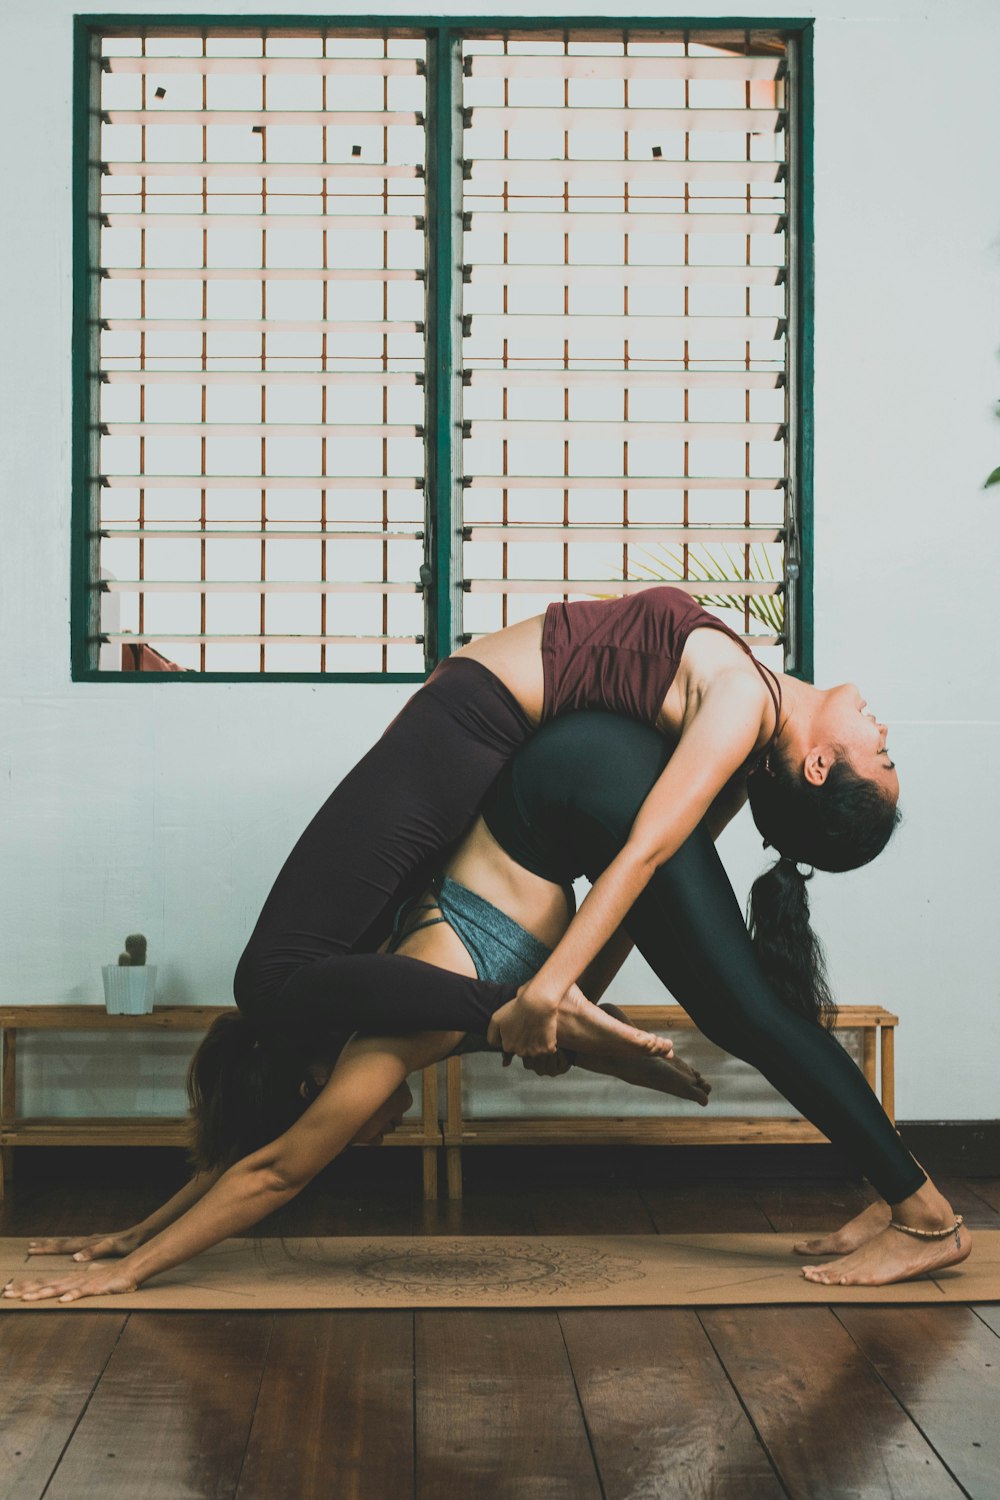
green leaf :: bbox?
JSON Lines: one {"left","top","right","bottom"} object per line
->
{"left": 985, "top": 466, "right": 1000, "bottom": 488}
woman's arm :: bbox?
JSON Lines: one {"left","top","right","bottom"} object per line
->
{"left": 25, "top": 1167, "right": 223, "bottom": 1262}
{"left": 704, "top": 776, "right": 750, "bottom": 843}
{"left": 489, "top": 674, "right": 765, "bottom": 1058}
{"left": 575, "top": 926, "right": 635, "bottom": 1005}
{"left": 3, "top": 1031, "right": 455, "bottom": 1303}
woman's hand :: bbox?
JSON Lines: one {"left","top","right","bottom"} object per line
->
{"left": 3, "top": 1260, "right": 141, "bottom": 1303}
{"left": 26, "top": 1229, "right": 143, "bottom": 1262}
{"left": 487, "top": 985, "right": 562, "bottom": 1063}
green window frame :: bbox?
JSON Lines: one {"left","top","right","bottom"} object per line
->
{"left": 72, "top": 14, "right": 813, "bottom": 684}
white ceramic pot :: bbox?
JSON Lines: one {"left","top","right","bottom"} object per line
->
{"left": 102, "top": 965, "right": 157, "bottom": 1015}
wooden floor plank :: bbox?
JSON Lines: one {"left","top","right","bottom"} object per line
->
{"left": 836, "top": 1305, "right": 1000, "bottom": 1500}
{"left": 0, "top": 1313, "right": 126, "bottom": 1500}
{"left": 963, "top": 1179, "right": 1000, "bottom": 1214}
{"left": 639, "top": 1179, "right": 775, "bottom": 1234}
{"left": 237, "top": 1312, "right": 414, "bottom": 1500}
{"left": 415, "top": 1311, "right": 601, "bottom": 1500}
{"left": 971, "top": 1304, "right": 1000, "bottom": 1337}
{"left": 526, "top": 1182, "right": 655, "bottom": 1236}
{"left": 44, "top": 1314, "right": 272, "bottom": 1500}
{"left": 0, "top": 1179, "right": 187, "bottom": 1239}
{"left": 935, "top": 1177, "right": 1000, "bottom": 1229}
{"left": 700, "top": 1307, "right": 967, "bottom": 1500}
{"left": 417, "top": 1191, "right": 538, "bottom": 1237}
{"left": 560, "top": 1308, "right": 784, "bottom": 1499}
{"left": 753, "top": 1177, "right": 875, "bottom": 1233}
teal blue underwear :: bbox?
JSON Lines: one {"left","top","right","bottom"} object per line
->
{"left": 387, "top": 875, "right": 555, "bottom": 1056}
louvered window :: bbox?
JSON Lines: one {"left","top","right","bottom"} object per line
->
{"left": 73, "top": 22, "right": 810, "bottom": 680}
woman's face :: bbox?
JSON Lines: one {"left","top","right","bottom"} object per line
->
{"left": 350, "top": 1081, "right": 413, "bottom": 1146}
{"left": 814, "top": 684, "right": 899, "bottom": 801}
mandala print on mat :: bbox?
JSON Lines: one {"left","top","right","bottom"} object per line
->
{"left": 351, "top": 1239, "right": 644, "bottom": 1300}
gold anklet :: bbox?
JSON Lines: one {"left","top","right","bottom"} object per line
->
{"left": 889, "top": 1214, "right": 964, "bottom": 1247}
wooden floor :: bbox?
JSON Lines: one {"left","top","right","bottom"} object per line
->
{"left": 1, "top": 1146, "right": 998, "bottom": 1500}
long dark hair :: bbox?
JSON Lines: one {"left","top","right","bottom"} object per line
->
{"left": 186, "top": 1012, "right": 330, "bottom": 1172}
{"left": 746, "top": 748, "right": 902, "bottom": 1027}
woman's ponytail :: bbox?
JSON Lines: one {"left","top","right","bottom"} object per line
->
{"left": 186, "top": 1011, "right": 312, "bottom": 1172}
{"left": 747, "top": 854, "right": 836, "bottom": 1028}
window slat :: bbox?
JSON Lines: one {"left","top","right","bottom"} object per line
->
{"left": 467, "top": 315, "right": 785, "bottom": 340}
{"left": 101, "top": 422, "right": 422, "bottom": 438}
{"left": 464, "top": 579, "right": 782, "bottom": 597}
{"left": 100, "top": 528, "right": 423, "bottom": 541}
{"left": 465, "top": 211, "right": 785, "bottom": 235}
{"left": 100, "top": 320, "right": 423, "bottom": 335}
{"left": 465, "top": 525, "right": 783, "bottom": 544}
{"left": 465, "top": 421, "right": 784, "bottom": 441}
{"left": 101, "top": 268, "right": 424, "bottom": 281}
{"left": 467, "top": 263, "right": 783, "bottom": 287}
{"left": 103, "top": 109, "right": 423, "bottom": 126}
{"left": 464, "top": 475, "right": 783, "bottom": 491}
{"left": 104, "top": 633, "right": 423, "bottom": 647}
{"left": 103, "top": 369, "right": 423, "bottom": 385}
{"left": 103, "top": 161, "right": 424, "bottom": 180}
{"left": 467, "top": 158, "right": 784, "bottom": 186}
{"left": 101, "top": 580, "right": 422, "bottom": 595}
{"left": 467, "top": 107, "right": 784, "bottom": 132}
{"left": 101, "top": 474, "right": 423, "bottom": 489}
{"left": 467, "top": 369, "right": 783, "bottom": 389}
{"left": 466, "top": 55, "right": 784, "bottom": 82}
{"left": 103, "top": 56, "right": 424, "bottom": 77}
{"left": 101, "top": 213, "right": 424, "bottom": 230}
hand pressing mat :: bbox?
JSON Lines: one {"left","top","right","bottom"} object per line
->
{"left": 1, "top": 1232, "right": 995, "bottom": 1310}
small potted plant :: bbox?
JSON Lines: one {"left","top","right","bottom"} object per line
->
{"left": 102, "top": 933, "right": 157, "bottom": 1015}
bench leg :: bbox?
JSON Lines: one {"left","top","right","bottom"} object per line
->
{"left": 880, "top": 1027, "right": 896, "bottom": 1122}
{"left": 0, "top": 1028, "right": 13, "bottom": 1202}
{"left": 862, "top": 1027, "right": 877, "bottom": 1092}
{"left": 447, "top": 1146, "right": 463, "bottom": 1201}
{"left": 422, "top": 1146, "right": 439, "bottom": 1202}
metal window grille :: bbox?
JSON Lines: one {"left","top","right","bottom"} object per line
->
{"left": 83, "top": 29, "right": 427, "bottom": 675}
{"left": 460, "top": 29, "right": 798, "bottom": 667}
{"left": 74, "top": 22, "right": 808, "bottom": 679}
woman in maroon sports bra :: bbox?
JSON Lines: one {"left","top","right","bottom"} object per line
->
{"left": 234, "top": 586, "right": 900, "bottom": 1065}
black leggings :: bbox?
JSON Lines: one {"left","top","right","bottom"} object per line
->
{"left": 483, "top": 712, "right": 925, "bottom": 1205}
{"left": 233, "top": 656, "right": 532, "bottom": 1047}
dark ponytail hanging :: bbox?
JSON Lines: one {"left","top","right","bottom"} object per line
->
{"left": 745, "top": 741, "right": 902, "bottom": 1028}
{"left": 186, "top": 1011, "right": 315, "bottom": 1172}
{"left": 747, "top": 854, "right": 836, "bottom": 1028}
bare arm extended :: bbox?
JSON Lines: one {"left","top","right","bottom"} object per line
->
{"left": 3, "top": 1030, "right": 455, "bottom": 1303}
{"left": 24, "top": 1167, "right": 224, "bottom": 1263}
{"left": 489, "top": 673, "right": 765, "bottom": 1058}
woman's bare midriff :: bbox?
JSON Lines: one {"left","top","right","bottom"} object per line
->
{"left": 382, "top": 817, "right": 573, "bottom": 978}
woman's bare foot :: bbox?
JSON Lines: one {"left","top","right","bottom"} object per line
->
{"left": 794, "top": 1201, "right": 891, "bottom": 1256}
{"left": 801, "top": 1182, "right": 971, "bottom": 1286}
{"left": 597, "top": 1004, "right": 711, "bottom": 1106}
{"left": 554, "top": 986, "right": 675, "bottom": 1064}
{"left": 801, "top": 1220, "right": 970, "bottom": 1286}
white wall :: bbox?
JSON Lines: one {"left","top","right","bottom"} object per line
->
{"left": 2, "top": 0, "right": 999, "bottom": 1124}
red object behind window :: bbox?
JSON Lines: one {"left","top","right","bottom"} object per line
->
{"left": 121, "top": 642, "right": 187, "bottom": 673}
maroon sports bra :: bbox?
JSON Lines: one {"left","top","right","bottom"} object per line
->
{"left": 540, "top": 587, "right": 782, "bottom": 770}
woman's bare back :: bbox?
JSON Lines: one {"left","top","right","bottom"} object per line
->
{"left": 455, "top": 601, "right": 775, "bottom": 756}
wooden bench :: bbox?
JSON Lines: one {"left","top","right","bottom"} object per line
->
{"left": 442, "top": 1004, "right": 898, "bottom": 1199}
{"left": 0, "top": 1005, "right": 444, "bottom": 1202}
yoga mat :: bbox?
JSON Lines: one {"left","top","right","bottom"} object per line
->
{"left": 1, "top": 1233, "right": 996, "bottom": 1309}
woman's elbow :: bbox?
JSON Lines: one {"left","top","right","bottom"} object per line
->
{"left": 621, "top": 836, "right": 671, "bottom": 882}
{"left": 239, "top": 1147, "right": 312, "bottom": 1199}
